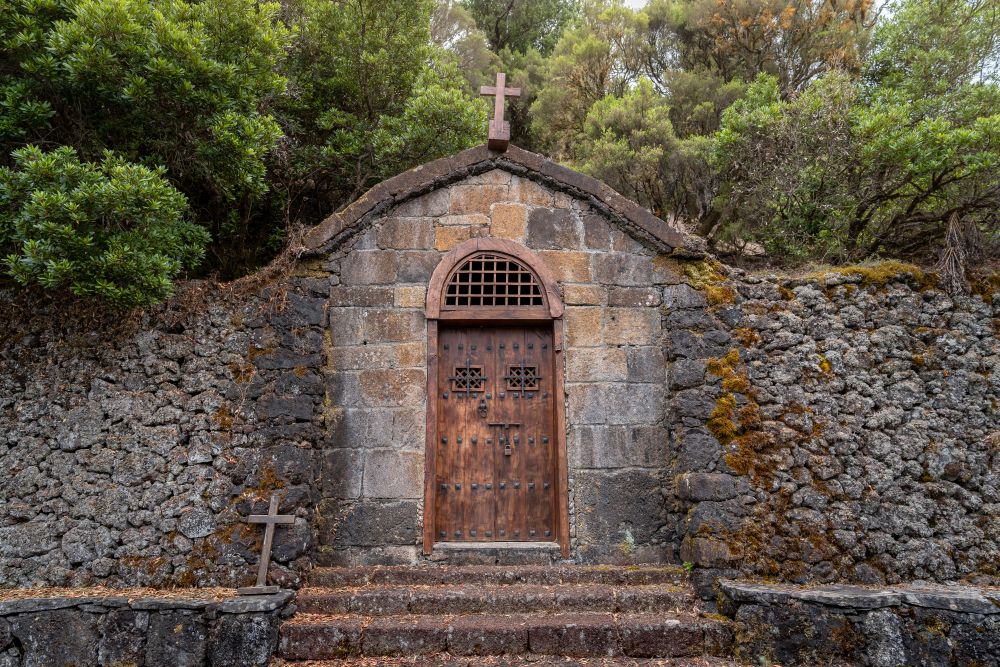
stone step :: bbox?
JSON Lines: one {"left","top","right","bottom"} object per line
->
{"left": 274, "top": 656, "right": 744, "bottom": 666}
{"left": 278, "top": 612, "right": 732, "bottom": 661}
{"left": 296, "top": 584, "right": 695, "bottom": 615}
{"left": 307, "top": 565, "right": 688, "bottom": 588}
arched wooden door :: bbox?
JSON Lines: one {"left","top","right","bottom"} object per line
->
{"left": 423, "top": 239, "right": 569, "bottom": 556}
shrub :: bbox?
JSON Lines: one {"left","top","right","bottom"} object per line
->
{"left": 0, "top": 146, "right": 209, "bottom": 307}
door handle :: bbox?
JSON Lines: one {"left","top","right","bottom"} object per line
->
{"left": 478, "top": 398, "right": 488, "bottom": 418}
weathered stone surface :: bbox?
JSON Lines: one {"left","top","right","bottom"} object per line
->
{"left": 362, "top": 449, "right": 424, "bottom": 499}
{"left": 341, "top": 250, "right": 397, "bottom": 284}
{"left": 721, "top": 580, "right": 1000, "bottom": 667}
{"left": 98, "top": 609, "right": 147, "bottom": 667}
{"left": 323, "top": 500, "right": 419, "bottom": 546}
{"left": 207, "top": 613, "right": 279, "bottom": 667}
{"left": 562, "top": 284, "right": 606, "bottom": 305}
{"left": 145, "top": 611, "right": 207, "bottom": 667}
{"left": 9, "top": 610, "right": 99, "bottom": 667}
{"left": 489, "top": 203, "right": 527, "bottom": 240}
{"left": 525, "top": 208, "right": 580, "bottom": 249}
{"left": 677, "top": 473, "right": 740, "bottom": 502}
{"left": 376, "top": 217, "right": 434, "bottom": 249}
{"left": 536, "top": 250, "right": 591, "bottom": 282}
{"left": 575, "top": 469, "right": 667, "bottom": 555}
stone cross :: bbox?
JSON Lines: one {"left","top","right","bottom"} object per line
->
{"left": 238, "top": 494, "right": 294, "bottom": 596}
{"left": 480, "top": 72, "right": 521, "bottom": 153}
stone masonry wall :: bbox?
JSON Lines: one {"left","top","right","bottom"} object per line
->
{"left": 318, "top": 168, "right": 683, "bottom": 565}
{"left": 0, "top": 277, "right": 329, "bottom": 588}
{"left": 671, "top": 265, "right": 1000, "bottom": 593}
{"left": 2, "top": 159, "right": 998, "bottom": 590}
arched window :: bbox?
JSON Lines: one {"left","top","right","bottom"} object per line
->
{"left": 443, "top": 252, "right": 544, "bottom": 309}
{"left": 426, "top": 238, "right": 563, "bottom": 319}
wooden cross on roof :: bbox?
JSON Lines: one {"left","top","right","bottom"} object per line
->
{"left": 238, "top": 494, "right": 294, "bottom": 596}
{"left": 480, "top": 72, "right": 521, "bottom": 153}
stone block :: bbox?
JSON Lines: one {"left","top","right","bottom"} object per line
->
{"left": 394, "top": 286, "right": 426, "bottom": 309}
{"left": 582, "top": 214, "right": 612, "bottom": 249}
{"left": 437, "top": 213, "right": 490, "bottom": 226}
{"left": 98, "top": 610, "right": 146, "bottom": 667}
{"left": 435, "top": 225, "right": 486, "bottom": 251}
{"left": 604, "top": 308, "right": 658, "bottom": 345}
{"left": 207, "top": 613, "right": 279, "bottom": 667}
{"left": 362, "top": 449, "right": 424, "bottom": 499}
{"left": 363, "top": 616, "right": 448, "bottom": 655}
{"left": 332, "top": 342, "right": 425, "bottom": 370}
{"left": 322, "top": 500, "right": 419, "bottom": 546}
{"left": 473, "top": 168, "right": 512, "bottom": 185}
{"left": 593, "top": 253, "right": 653, "bottom": 286}
{"left": 145, "top": 611, "right": 207, "bottom": 667}
{"left": 680, "top": 536, "right": 736, "bottom": 567}
{"left": 604, "top": 383, "right": 664, "bottom": 425}
{"left": 528, "top": 613, "right": 617, "bottom": 657}
{"left": 323, "top": 449, "right": 363, "bottom": 498}
{"left": 393, "top": 189, "right": 450, "bottom": 217}
{"left": 447, "top": 616, "right": 528, "bottom": 655}
{"left": 363, "top": 310, "right": 425, "bottom": 343}
{"left": 376, "top": 217, "right": 434, "bottom": 250}
{"left": 677, "top": 473, "right": 740, "bottom": 501}
{"left": 328, "top": 371, "right": 362, "bottom": 407}
{"left": 537, "top": 250, "right": 592, "bottom": 282}
{"left": 340, "top": 250, "right": 397, "bottom": 285}
{"left": 514, "top": 177, "right": 555, "bottom": 207}
{"left": 563, "top": 284, "right": 606, "bottom": 305}
{"left": 669, "top": 359, "right": 706, "bottom": 389}
{"left": 526, "top": 208, "right": 581, "bottom": 249}
{"left": 565, "top": 308, "right": 602, "bottom": 347}
{"left": 663, "top": 284, "right": 708, "bottom": 309}
{"left": 490, "top": 203, "right": 527, "bottom": 240}
{"left": 627, "top": 347, "right": 665, "bottom": 383}
{"left": 672, "top": 388, "right": 716, "bottom": 420}
{"left": 566, "top": 347, "right": 627, "bottom": 382}
{"left": 574, "top": 469, "right": 666, "bottom": 545}
{"left": 329, "top": 406, "right": 393, "bottom": 448}
{"left": 567, "top": 384, "right": 606, "bottom": 425}
{"left": 358, "top": 368, "right": 425, "bottom": 407}
{"left": 397, "top": 251, "right": 442, "bottom": 282}
{"left": 610, "top": 287, "right": 661, "bottom": 307}
{"left": 675, "top": 427, "right": 722, "bottom": 473}
{"left": 10, "top": 609, "right": 99, "bottom": 667}
{"left": 569, "top": 425, "right": 667, "bottom": 469}
{"left": 448, "top": 184, "right": 510, "bottom": 214}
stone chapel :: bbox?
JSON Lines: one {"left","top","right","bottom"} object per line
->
{"left": 303, "top": 143, "right": 705, "bottom": 566}
{"left": 2, "top": 121, "right": 998, "bottom": 664}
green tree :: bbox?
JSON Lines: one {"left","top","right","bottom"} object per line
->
{"left": 575, "top": 79, "right": 716, "bottom": 222}
{"left": 713, "top": 71, "right": 1000, "bottom": 262}
{"left": 530, "top": 1, "right": 648, "bottom": 157}
{"left": 274, "top": 0, "right": 488, "bottom": 227}
{"left": 0, "top": 0, "right": 289, "bottom": 274}
{"left": 0, "top": 146, "right": 208, "bottom": 307}
{"left": 653, "top": 0, "right": 874, "bottom": 96}
{"left": 461, "top": 0, "right": 580, "bottom": 55}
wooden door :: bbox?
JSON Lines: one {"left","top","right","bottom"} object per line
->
{"left": 434, "top": 325, "right": 557, "bottom": 542}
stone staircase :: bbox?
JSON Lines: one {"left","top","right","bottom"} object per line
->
{"left": 276, "top": 565, "right": 736, "bottom": 666}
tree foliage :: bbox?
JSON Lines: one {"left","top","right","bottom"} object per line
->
{"left": 0, "top": 146, "right": 207, "bottom": 307}
{"left": 460, "top": 0, "right": 580, "bottom": 55}
{"left": 274, "top": 0, "right": 487, "bottom": 227}
{"left": 0, "top": 0, "right": 487, "bottom": 305}
{"left": 1, "top": 0, "right": 996, "bottom": 306}
{"left": 713, "top": 0, "right": 1000, "bottom": 263}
